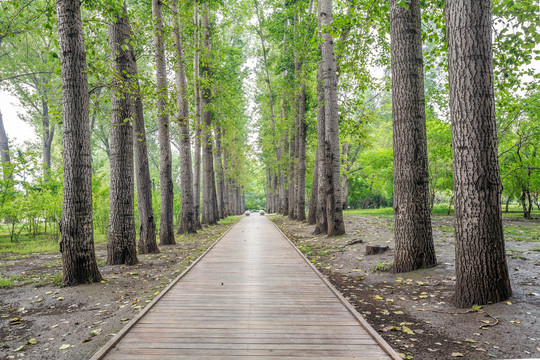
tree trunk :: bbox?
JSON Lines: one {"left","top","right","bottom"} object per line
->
{"left": 521, "top": 190, "right": 531, "bottom": 219}
{"left": 446, "top": 0, "right": 511, "bottom": 307}
{"left": 314, "top": 65, "right": 328, "bottom": 235}
{"left": 200, "top": 3, "right": 217, "bottom": 226}
{"left": 448, "top": 195, "right": 454, "bottom": 215}
{"left": 132, "top": 77, "right": 158, "bottom": 254}
{"left": 319, "top": 0, "right": 345, "bottom": 236}
{"left": 505, "top": 195, "right": 511, "bottom": 213}
{"left": 173, "top": 2, "right": 197, "bottom": 234}
{"left": 341, "top": 143, "right": 349, "bottom": 210}
{"left": 106, "top": 8, "right": 138, "bottom": 266}
{"left": 214, "top": 126, "right": 225, "bottom": 218}
{"left": 193, "top": 2, "right": 202, "bottom": 229}
{"left": 296, "top": 79, "right": 307, "bottom": 221}
{"left": 390, "top": 0, "right": 436, "bottom": 273}
{"left": 41, "top": 97, "right": 54, "bottom": 176}
{"left": 56, "top": 0, "right": 102, "bottom": 285}
{"left": 152, "top": 0, "right": 175, "bottom": 245}
{"left": 526, "top": 190, "right": 532, "bottom": 217}
{"left": 288, "top": 119, "right": 296, "bottom": 219}
{"left": 307, "top": 136, "right": 318, "bottom": 225}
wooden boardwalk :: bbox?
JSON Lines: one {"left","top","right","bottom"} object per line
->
{"left": 91, "top": 216, "right": 400, "bottom": 359}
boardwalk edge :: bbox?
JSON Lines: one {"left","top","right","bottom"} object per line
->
{"left": 270, "top": 218, "right": 403, "bottom": 360}
{"left": 89, "top": 217, "right": 242, "bottom": 360}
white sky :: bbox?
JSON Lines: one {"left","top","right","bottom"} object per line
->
{"left": 0, "top": 90, "right": 37, "bottom": 145}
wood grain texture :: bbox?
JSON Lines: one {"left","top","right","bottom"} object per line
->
{"left": 93, "top": 217, "right": 398, "bottom": 359}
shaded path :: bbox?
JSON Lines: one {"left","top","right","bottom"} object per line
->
{"left": 92, "top": 216, "right": 399, "bottom": 359}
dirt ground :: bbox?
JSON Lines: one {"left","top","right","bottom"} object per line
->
{"left": 0, "top": 220, "right": 237, "bottom": 360}
{"left": 272, "top": 214, "right": 540, "bottom": 360}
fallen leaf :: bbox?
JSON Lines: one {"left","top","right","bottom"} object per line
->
{"left": 59, "top": 344, "right": 70, "bottom": 350}
{"left": 9, "top": 317, "right": 22, "bottom": 325}
{"left": 90, "top": 328, "right": 102, "bottom": 336}
{"left": 506, "top": 301, "right": 512, "bottom": 305}
{"left": 394, "top": 311, "right": 404, "bottom": 315}
{"left": 27, "top": 338, "right": 36, "bottom": 345}
{"left": 465, "top": 339, "right": 476, "bottom": 343}
{"left": 57, "top": 297, "right": 65, "bottom": 301}
{"left": 373, "top": 295, "right": 384, "bottom": 300}
{"left": 452, "top": 352, "right": 464, "bottom": 357}
{"left": 13, "top": 345, "right": 25, "bottom": 352}
{"left": 402, "top": 325, "right": 414, "bottom": 335}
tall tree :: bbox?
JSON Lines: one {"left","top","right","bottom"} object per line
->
{"left": 56, "top": 0, "right": 102, "bottom": 285}
{"left": 314, "top": 65, "right": 328, "bottom": 234}
{"left": 200, "top": 3, "right": 218, "bottom": 225}
{"left": 173, "top": 1, "right": 197, "bottom": 234}
{"left": 319, "top": 0, "right": 345, "bottom": 236}
{"left": 390, "top": 0, "right": 436, "bottom": 272}
{"left": 446, "top": 0, "right": 512, "bottom": 307}
{"left": 106, "top": 6, "right": 138, "bottom": 266}
{"left": 128, "top": 30, "right": 158, "bottom": 254}
{"left": 152, "top": 0, "right": 175, "bottom": 245}
{"left": 214, "top": 126, "right": 225, "bottom": 218}
{"left": 192, "top": 2, "right": 202, "bottom": 229}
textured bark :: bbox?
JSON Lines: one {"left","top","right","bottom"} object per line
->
{"left": 307, "top": 145, "right": 318, "bottom": 225}
{"left": 296, "top": 80, "right": 307, "bottom": 221}
{"left": 288, "top": 119, "right": 296, "bottom": 219}
{"left": 173, "top": 3, "right": 197, "bottom": 234}
{"left": 133, "top": 94, "right": 158, "bottom": 254}
{"left": 106, "top": 9, "right": 138, "bottom": 266}
{"left": 0, "top": 110, "right": 11, "bottom": 178}
{"left": 152, "top": 0, "right": 175, "bottom": 245}
{"left": 121, "top": 18, "right": 158, "bottom": 254}
{"left": 200, "top": 4, "right": 217, "bottom": 226}
{"left": 446, "top": 0, "right": 512, "bottom": 307}
{"left": 214, "top": 127, "right": 225, "bottom": 218}
{"left": 40, "top": 97, "right": 54, "bottom": 175}
{"left": 319, "top": 0, "right": 345, "bottom": 236}
{"left": 56, "top": 0, "right": 102, "bottom": 285}
{"left": 192, "top": 2, "right": 202, "bottom": 229}
{"left": 341, "top": 143, "right": 349, "bottom": 210}
{"left": 314, "top": 65, "right": 328, "bottom": 235}
{"left": 390, "top": 0, "right": 436, "bottom": 273}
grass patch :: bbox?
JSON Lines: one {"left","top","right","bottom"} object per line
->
{"left": 504, "top": 225, "right": 540, "bottom": 243}
{"left": 438, "top": 225, "right": 454, "bottom": 233}
{"left": 0, "top": 274, "right": 21, "bottom": 288}
{"left": 0, "top": 226, "right": 108, "bottom": 255}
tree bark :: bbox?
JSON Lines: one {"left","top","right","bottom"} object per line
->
{"left": 296, "top": 79, "right": 307, "bottom": 221}
{"left": 152, "top": 0, "right": 175, "bottom": 245}
{"left": 341, "top": 143, "right": 349, "bottom": 210}
{"left": 288, "top": 119, "right": 296, "bottom": 219}
{"left": 319, "top": 0, "right": 345, "bottom": 236}
{"left": 56, "top": 0, "right": 102, "bottom": 285}
{"left": 41, "top": 96, "right": 54, "bottom": 176}
{"left": 390, "top": 0, "right": 436, "bottom": 273}
{"left": 106, "top": 8, "right": 138, "bottom": 266}
{"left": 446, "top": 0, "right": 512, "bottom": 307}
{"left": 133, "top": 93, "right": 158, "bottom": 254}
{"left": 192, "top": 2, "right": 202, "bottom": 229}
{"left": 214, "top": 126, "right": 225, "bottom": 218}
{"left": 314, "top": 65, "right": 328, "bottom": 235}
{"left": 173, "top": 2, "right": 197, "bottom": 234}
{"left": 307, "top": 144, "right": 318, "bottom": 225}
{"left": 200, "top": 3, "right": 218, "bottom": 226}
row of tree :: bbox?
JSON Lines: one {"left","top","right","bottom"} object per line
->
{"left": 1, "top": 0, "right": 252, "bottom": 285}
{"left": 253, "top": 0, "right": 538, "bottom": 307}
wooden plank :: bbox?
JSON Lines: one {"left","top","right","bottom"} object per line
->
{"left": 92, "top": 216, "right": 399, "bottom": 359}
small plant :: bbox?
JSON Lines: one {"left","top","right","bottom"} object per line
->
{"left": 372, "top": 261, "right": 392, "bottom": 272}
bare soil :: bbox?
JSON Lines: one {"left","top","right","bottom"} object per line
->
{"left": 0, "top": 220, "right": 237, "bottom": 360}
{"left": 272, "top": 214, "right": 540, "bottom": 360}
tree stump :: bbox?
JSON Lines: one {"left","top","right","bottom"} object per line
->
{"left": 365, "top": 245, "right": 389, "bottom": 255}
